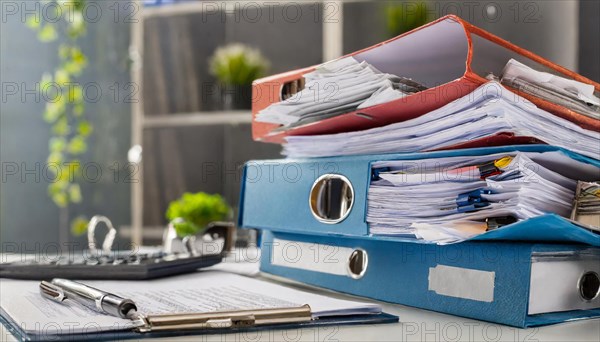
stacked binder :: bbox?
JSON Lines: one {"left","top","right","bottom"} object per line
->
{"left": 239, "top": 15, "right": 600, "bottom": 328}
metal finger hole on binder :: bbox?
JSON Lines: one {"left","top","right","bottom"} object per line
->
{"left": 579, "top": 271, "right": 600, "bottom": 302}
{"left": 309, "top": 174, "right": 354, "bottom": 225}
{"left": 347, "top": 249, "right": 368, "bottom": 279}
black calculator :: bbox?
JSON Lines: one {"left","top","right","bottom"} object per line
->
{"left": 0, "top": 221, "right": 234, "bottom": 280}
{"left": 0, "top": 252, "right": 224, "bottom": 280}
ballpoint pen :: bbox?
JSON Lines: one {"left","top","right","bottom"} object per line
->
{"left": 39, "top": 278, "right": 139, "bottom": 319}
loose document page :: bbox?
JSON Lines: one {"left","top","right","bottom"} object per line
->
{"left": 0, "top": 271, "right": 380, "bottom": 335}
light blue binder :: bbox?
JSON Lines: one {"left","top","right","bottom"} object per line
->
{"left": 259, "top": 230, "right": 600, "bottom": 328}
{"left": 238, "top": 145, "right": 600, "bottom": 327}
{"left": 239, "top": 145, "right": 600, "bottom": 246}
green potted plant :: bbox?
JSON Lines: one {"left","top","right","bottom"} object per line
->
{"left": 209, "top": 43, "right": 270, "bottom": 110}
{"left": 166, "top": 192, "right": 231, "bottom": 238}
{"left": 385, "top": 1, "right": 430, "bottom": 38}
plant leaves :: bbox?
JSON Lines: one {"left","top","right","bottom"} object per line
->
{"left": 74, "top": 103, "right": 85, "bottom": 116}
{"left": 209, "top": 43, "right": 269, "bottom": 86}
{"left": 68, "top": 183, "right": 82, "bottom": 203}
{"left": 47, "top": 152, "right": 64, "bottom": 168}
{"left": 55, "top": 69, "right": 70, "bottom": 86}
{"left": 38, "top": 25, "right": 57, "bottom": 42}
{"left": 59, "top": 45, "right": 71, "bottom": 60}
{"left": 30, "top": 0, "right": 91, "bottom": 213}
{"left": 77, "top": 121, "right": 92, "bottom": 137}
{"left": 385, "top": 2, "right": 430, "bottom": 37}
{"left": 51, "top": 116, "right": 70, "bottom": 136}
{"left": 166, "top": 192, "right": 231, "bottom": 237}
{"left": 67, "top": 136, "right": 87, "bottom": 155}
{"left": 67, "top": 84, "right": 83, "bottom": 103}
{"left": 25, "top": 16, "right": 40, "bottom": 30}
{"left": 70, "top": 216, "right": 89, "bottom": 236}
{"left": 49, "top": 137, "right": 67, "bottom": 153}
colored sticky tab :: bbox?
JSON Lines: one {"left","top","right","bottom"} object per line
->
{"left": 457, "top": 202, "right": 491, "bottom": 213}
{"left": 494, "top": 156, "right": 513, "bottom": 169}
{"left": 456, "top": 189, "right": 492, "bottom": 207}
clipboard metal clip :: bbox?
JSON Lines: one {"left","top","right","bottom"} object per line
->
{"left": 135, "top": 304, "right": 313, "bottom": 333}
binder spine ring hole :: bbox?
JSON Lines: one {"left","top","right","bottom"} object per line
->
{"left": 579, "top": 271, "right": 600, "bottom": 301}
{"left": 309, "top": 174, "right": 354, "bottom": 224}
{"left": 347, "top": 249, "right": 368, "bottom": 279}
{"left": 281, "top": 78, "right": 306, "bottom": 101}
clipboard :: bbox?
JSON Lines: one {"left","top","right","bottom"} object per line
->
{"left": 0, "top": 306, "right": 398, "bottom": 341}
{"left": 1, "top": 271, "right": 398, "bottom": 341}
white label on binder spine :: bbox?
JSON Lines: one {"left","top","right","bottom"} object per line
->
{"left": 529, "top": 256, "right": 600, "bottom": 314}
{"left": 271, "top": 239, "right": 354, "bottom": 277}
{"left": 428, "top": 265, "right": 495, "bottom": 302}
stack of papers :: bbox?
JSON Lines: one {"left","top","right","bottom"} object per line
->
{"left": 255, "top": 57, "right": 411, "bottom": 127}
{"left": 367, "top": 152, "right": 594, "bottom": 244}
{"left": 283, "top": 82, "right": 600, "bottom": 159}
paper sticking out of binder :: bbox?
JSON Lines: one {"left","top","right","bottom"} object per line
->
{"left": 501, "top": 59, "right": 600, "bottom": 120}
{"left": 571, "top": 181, "right": 600, "bottom": 230}
{"left": 367, "top": 151, "right": 598, "bottom": 244}
{"left": 255, "top": 57, "right": 423, "bottom": 129}
{"left": 282, "top": 82, "right": 600, "bottom": 160}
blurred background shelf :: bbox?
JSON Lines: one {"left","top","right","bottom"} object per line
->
{"left": 143, "top": 112, "right": 253, "bottom": 128}
{"left": 143, "top": 1, "right": 206, "bottom": 18}
{"left": 129, "top": 0, "right": 333, "bottom": 245}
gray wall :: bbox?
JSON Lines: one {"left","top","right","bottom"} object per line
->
{"left": 142, "top": 123, "right": 280, "bottom": 229}
{"left": 579, "top": 0, "right": 600, "bottom": 81}
{"left": 1, "top": 1, "right": 133, "bottom": 252}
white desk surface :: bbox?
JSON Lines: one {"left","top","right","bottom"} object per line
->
{"left": 2, "top": 250, "right": 599, "bottom": 342}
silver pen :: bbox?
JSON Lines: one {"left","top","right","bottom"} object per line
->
{"left": 40, "top": 279, "right": 138, "bottom": 319}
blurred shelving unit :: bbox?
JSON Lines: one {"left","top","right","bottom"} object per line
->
{"left": 143, "top": 111, "right": 252, "bottom": 128}
{"left": 142, "top": 1, "right": 207, "bottom": 18}
{"left": 130, "top": 0, "right": 144, "bottom": 246}
{"left": 129, "top": 0, "right": 342, "bottom": 245}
